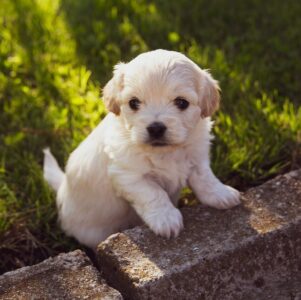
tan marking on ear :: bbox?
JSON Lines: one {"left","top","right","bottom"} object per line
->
{"left": 102, "top": 63, "right": 125, "bottom": 115}
{"left": 197, "top": 69, "right": 221, "bottom": 118}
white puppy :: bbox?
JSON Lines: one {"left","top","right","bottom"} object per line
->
{"left": 43, "top": 49, "right": 240, "bottom": 249}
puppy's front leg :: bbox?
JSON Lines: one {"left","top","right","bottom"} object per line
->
{"left": 188, "top": 164, "right": 240, "bottom": 209}
{"left": 111, "top": 170, "right": 183, "bottom": 238}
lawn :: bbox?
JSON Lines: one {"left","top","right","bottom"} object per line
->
{"left": 0, "top": 0, "right": 300, "bottom": 274}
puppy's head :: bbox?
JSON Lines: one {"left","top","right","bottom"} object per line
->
{"left": 103, "top": 50, "right": 220, "bottom": 148}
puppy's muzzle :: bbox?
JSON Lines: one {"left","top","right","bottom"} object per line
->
{"left": 147, "top": 122, "right": 166, "bottom": 139}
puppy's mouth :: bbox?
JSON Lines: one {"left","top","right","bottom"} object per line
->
{"left": 151, "top": 141, "right": 169, "bottom": 147}
{"left": 146, "top": 139, "right": 169, "bottom": 147}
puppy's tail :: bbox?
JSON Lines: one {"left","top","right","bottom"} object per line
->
{"left": 43, "top": 148, "right": 64, "bottom": 192}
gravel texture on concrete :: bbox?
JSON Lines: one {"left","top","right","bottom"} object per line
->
{"left": 0, "top": 250, "right": 123, "bottom": 300}
{"left": 97, "top": 170, "right": 301, "bottom": 299}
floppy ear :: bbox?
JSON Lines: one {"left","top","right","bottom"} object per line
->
{"left": 196, "top": 68, "right": 220, "bottom": 118}
{"left": 102, "top": 63, "right": 125, "bottom": 115}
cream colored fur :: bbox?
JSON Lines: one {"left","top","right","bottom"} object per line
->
{"left": 43, "top": 50, "right": 240, "bottom": 249}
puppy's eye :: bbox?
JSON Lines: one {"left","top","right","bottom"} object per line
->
{"left": 129, "top": 97, "right": 141, "bottom": 111}
{"left": 174, "top": 97, "right": 189, "bottom": 110}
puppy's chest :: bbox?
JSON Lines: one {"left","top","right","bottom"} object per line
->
{"left": 146, "top": 153, "right": 192, "bottom": 192}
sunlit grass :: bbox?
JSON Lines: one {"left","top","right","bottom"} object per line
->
{"left": 0, "top": 0, "right": 300, "bottom": 273}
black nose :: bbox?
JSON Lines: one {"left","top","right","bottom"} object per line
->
{"left": 147, "top": 122, "right": 167, "bottom": 139}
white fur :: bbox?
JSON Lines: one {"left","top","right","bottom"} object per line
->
{"left": 43, "top": 50, "right": 240, "bottom": 249}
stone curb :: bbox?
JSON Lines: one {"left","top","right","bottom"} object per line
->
{"left": 1, "top": 170, "right": 300, "bottom": 299}
{"left": 0, "top": 250, "right": 122, "bottom": 300}
{"left": 97, "top": 170, "right": 301, "bottom": 299}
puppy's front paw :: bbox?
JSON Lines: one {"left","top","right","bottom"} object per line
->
{"left": 145, "top": 207, "right": 184, "bottom": 239}
{"left": 201, "top": 184, "right": 240, "bottom": 210}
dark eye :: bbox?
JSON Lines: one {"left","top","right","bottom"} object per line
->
{"left": 174, "top": 97, "right": 189, "bottom": 110}
{"left": 129, "top": 97, "right": 141, "bottom": 111}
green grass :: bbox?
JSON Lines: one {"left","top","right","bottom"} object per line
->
{"left": 0, "top": 0, "right": 300, "bottom": 273}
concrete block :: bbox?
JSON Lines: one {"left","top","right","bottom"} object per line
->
{"left": 97, "top": 170, "right": 301, "bottom": 299}
{"left": 0, "top": 250, "right": 122, "bottom": 300}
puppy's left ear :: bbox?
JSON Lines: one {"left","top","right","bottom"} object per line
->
{"left": 196, "top": 68, "right": 220, "bottom": 118}
{"left": 102, "top": 63, "right": 126, "bottom": 115}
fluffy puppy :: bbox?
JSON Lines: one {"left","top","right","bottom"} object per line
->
{"left": 43, "top": 49, "right": 240, "bottom": 249}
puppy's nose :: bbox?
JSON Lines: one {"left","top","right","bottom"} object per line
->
{"left": 147, "top": 122, "right": 167, "bottom": 139}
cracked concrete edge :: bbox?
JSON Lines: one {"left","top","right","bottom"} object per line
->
{"left": 0, "top": 250, "right": 123, "bottom": 300}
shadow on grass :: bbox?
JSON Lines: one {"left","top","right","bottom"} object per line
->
{"left": 60, "top": 0, "right": 177, "bottom": 83}
{"left": 61, "top": 0, "right": 301, "bottom": 105}
{"left": 151, "top": 0, "right": 301, "bottom": 106}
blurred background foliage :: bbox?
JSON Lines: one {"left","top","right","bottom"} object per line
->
{"left": 0, "top": 0, "right": 300, "bottom": 273}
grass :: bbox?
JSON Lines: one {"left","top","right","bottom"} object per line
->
{"left": 0, "top": 0, "right": 300, "bottom": 274}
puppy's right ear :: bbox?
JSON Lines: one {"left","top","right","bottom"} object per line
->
{"left": 102, "top": 63, "right": 125, "bottom": 115}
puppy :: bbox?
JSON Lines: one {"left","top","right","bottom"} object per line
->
{"left": 43, "top": 49, "right": 240, "bottom": 249}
